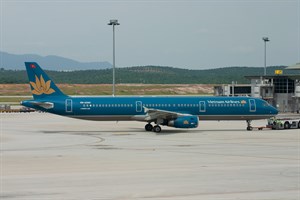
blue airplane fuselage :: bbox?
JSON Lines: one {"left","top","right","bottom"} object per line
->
{"left": 22, "top": 96, "right": 278, "bottom": 121}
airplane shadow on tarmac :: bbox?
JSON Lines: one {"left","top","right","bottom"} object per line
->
{"left": 43, "top": 128, "right": 248, "bottom": 136}
{"left": 128, "top": 128, "right": 248, "bottom": 135}
{"left": 43, "top": 129, "right": 187, "bottom": 136}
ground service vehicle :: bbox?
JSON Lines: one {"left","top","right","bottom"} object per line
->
{"left": 267, "top": 118, "right": 300, "bottom": 130}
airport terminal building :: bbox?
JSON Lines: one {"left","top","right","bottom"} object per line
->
{"left": 246, "top": 75, "right": 300, "bottom": 112}
{"left": 214, "top": 64, "right": 300, "bottom": 113}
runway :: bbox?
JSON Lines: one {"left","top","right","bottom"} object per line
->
{"left": 1, "top": 113, "right": 299, "bottom": 200}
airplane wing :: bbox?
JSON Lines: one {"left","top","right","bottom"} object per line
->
{"left": 144, "top": 107, "right": 191, "bottom": 122}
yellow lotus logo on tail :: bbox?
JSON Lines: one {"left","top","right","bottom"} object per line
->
{"left": 30, "top": 75, "right": 55, "bottom": 95}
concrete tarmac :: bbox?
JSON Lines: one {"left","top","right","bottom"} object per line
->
{"left": 1, "top": 113, "right": 299, "bottom": 200}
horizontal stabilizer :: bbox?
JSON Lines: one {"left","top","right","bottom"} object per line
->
{"left": 31, "top": 101, "right": 54, "bottom": 109}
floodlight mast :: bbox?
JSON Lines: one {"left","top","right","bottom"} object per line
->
{"left": 108, "top": 19, "right": 120, "bottom": 96}
{"left": 262, "top": 37, "right": 270, "bottom": 76}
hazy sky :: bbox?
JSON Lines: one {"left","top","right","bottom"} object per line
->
{"left": 1, "top": 0, "right": 299, "bottom": 69}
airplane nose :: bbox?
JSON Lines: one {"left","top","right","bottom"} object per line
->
{"left": 271, "top": 106, "right": 278, "bottom": 115}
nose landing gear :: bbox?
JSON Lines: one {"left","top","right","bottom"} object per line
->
{"left": 246, "top": 120, "right": 253, "bottom": 131}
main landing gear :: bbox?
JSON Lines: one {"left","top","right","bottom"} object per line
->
{"left": 246, "top": 120, "right": 253, "bottom": 131}
{"left": 153, "top": 125, "right": 161, "bottom": 133}
{"left": 145, "top": 123, "right": 153, "bottom": 131}
{"left": 145, "top": 123, "right": 161, "bottom": 133}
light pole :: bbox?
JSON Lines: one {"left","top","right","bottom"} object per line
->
{"left": 262, "top": 37, "right": 270, "bottom": 76}
{"left": 108, "top": 19, "right": 120, "bottom": 96}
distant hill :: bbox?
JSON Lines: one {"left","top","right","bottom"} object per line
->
{"left": 0, "top": 51, "right": 112, "bottom": 70}
{"left": 1, "top": 65, "right": 298, "bottom": 84}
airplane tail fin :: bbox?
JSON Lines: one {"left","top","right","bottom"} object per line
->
{"left": 25, "top": 62, "right": 67, "bottom": 99}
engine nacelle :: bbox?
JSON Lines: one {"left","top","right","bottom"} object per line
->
{"left": 168, "top": 116, "right": 199, "bottom": 128}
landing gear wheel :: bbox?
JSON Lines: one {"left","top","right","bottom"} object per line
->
{"left": 153, "top": 125, "right": 161, "bottom": 133}
{"left": 246, "top": 120, "right": 253, "bottom": 131}
{"left": 145, "top": 123, "right": 153, "bottom": 131}
{"left": 284, "top": 122, "right": 290, "bottom": 129}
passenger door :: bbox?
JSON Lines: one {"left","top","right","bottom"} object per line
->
{"left": 199, "top": 101, "right": 206, "bottom": 112}
{"left": 136, "top": 101, "right": 143, "bottom": 112}
{"left": 65, "top": 99, "right": 72, "bottom": 113}
{"left": 249, "top": 99, "right": 256, "bottom": 112}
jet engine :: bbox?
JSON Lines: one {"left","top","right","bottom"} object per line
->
{"left": 167, "top": 116, "right": 199, "bottom": 128}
